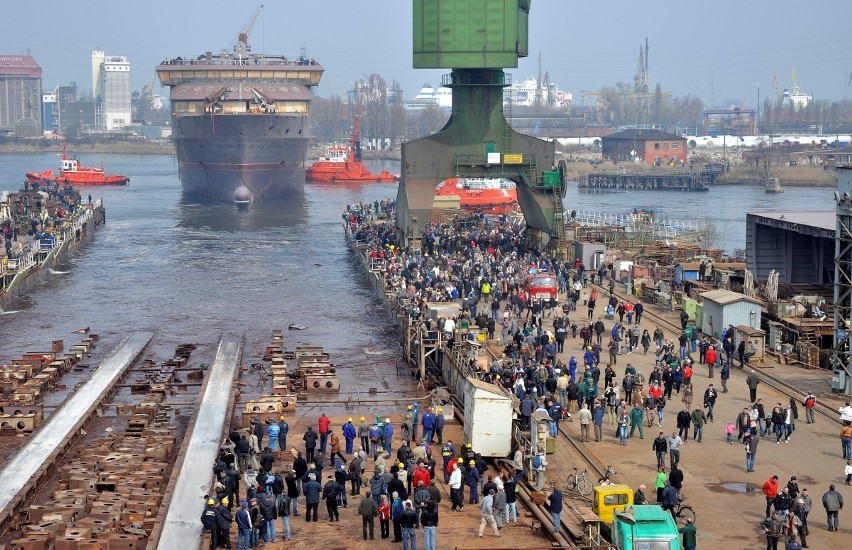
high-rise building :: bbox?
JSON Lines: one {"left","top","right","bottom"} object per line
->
{"left": 92, "top": 52, "right": 131, "bottom": 131}
{"left": 0, "top": 55, "right": 42, "bottom": 136}
{"left": 91, "top": 50, "right": 105, "bottom": 100}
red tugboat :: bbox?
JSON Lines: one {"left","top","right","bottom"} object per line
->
{"left": 306, "top": 115, "right": 399, "bottom": 183}
{"left": 434, "top": 177, "right": 519, "bottom": 215}
{"left": 26, "top": 145, "right": 129, "bottom": 187}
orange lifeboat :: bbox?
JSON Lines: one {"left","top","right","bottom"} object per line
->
{"left": 434, "top": 177, "right": 519, "bottom": 215}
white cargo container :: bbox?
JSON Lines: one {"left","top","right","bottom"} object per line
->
{"left": 462, "top": 378, "right": 513, "bottom": 457}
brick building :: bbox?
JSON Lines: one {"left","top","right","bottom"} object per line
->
{"left": 601, "top": 129, "right": 687, "bottom": 165}
{"left": 0, "top": 55, "right": 42, "bottom": 137}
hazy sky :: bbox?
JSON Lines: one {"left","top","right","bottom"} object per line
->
{"left": 3, "top": 0, "right": 851, "bottom": 108}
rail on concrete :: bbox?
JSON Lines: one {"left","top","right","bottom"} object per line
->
{"left": 0, "top": 331, "right": 153, "bottom": 529}
{"left": 150, "top": 333, "right": 243, "bottom": 550}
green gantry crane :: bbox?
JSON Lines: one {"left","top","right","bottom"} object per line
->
{"left": 396, "top": 0, "right": 568, "bottom": 248}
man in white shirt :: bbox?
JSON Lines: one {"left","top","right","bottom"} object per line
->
{"left": 449, "top": 462, "right": 463, "bottom": 511}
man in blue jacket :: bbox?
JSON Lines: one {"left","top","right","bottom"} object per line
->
{"left": 235, "top": 501, "right": 253, "bottom": 550}
{"left": 421, "top": 407, "right": 436, "bottom": 443}
{"left": 267, "top": 419, "right": 280, "bottom": 452}
{"left": 548, "top": 488, "right": 563, "bottom": 532}
{"left": 383, "top": 418, "right": 394, "bottom": 456}
{"left": 467, "top": 460, "right": 481, "bottom": 504}
{"left": 342, "top": 418, "right": 357, "bottom": 454}
{"left": 435, "top": 408, "right": 445, "bottom": 444}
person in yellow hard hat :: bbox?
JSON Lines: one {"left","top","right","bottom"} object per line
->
{"left": 461, "top": 442, "right": 474, "bottom": 465}
{"left": 467, "top": 460, "right": 481, "bottom": 504}
{"left": 343, "top": 417, "right": 357, "bottom": 454}
{"left": 217, "top": 497, "right": 232, "bottom": 546}
{"left": 201, "top": 497, "right": 218, "bottom": 547}
{"left": 436, "top": 407, "right": 445, "bottom": 445}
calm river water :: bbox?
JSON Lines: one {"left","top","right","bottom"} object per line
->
{"left": 0, "top": 153, "right": 409, "bottom": 405}
{"left": 0, "top": 153, "right": 835, "bottom": 390}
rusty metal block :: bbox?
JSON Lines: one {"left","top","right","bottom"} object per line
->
{"left": 305, "top": 372, "right": 340, "bottom": 392}
{"left": 77, "top": 517, "right": 110, "bottom": 534}
{"left": 243, "top": 398, "right": 282, "bottom": 415}
{"left": 52, "top": 340, "right": 64, "bottom": 353}
{"left": 11, "top": 535, "right": 53, "bottom": 550}
{"left": 64, "top": 528, "right": 92, "bottom": 539}
{"left": 115, "top": 403, "right": 136, "bottom": 415}
{"left": 56, "top": 538, "right": 83, "bottom": 550}
{"left": 27, "top": 504, "right": 53, "bottom": 522}
{"left": 69, "top": 476, "right": 96, "bottom": 492}
{"left": 105, "top": 534, "right": 138, "bottom": 549}
{"left": 77, "top": 542, "right": 106, "bottom": 550}
{"left": 186, "top": 369, "right": 204, "bottom": 381}
{"left": 8, "top": 404, "right": 43, "bottom": 421}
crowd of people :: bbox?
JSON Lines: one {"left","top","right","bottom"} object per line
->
{"left": 200, "top": 206, "right": 847, "bottom": 549}
{"left": 201, "top": 398, "right": 512, "bottom": 550}
{"left": 2, "top": 180, "right": 89, "bottom": 261}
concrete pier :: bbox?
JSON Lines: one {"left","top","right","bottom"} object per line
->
{"left": 579, "top": 170, "right": 711, "bottom": 191}
{"left": 151, "top": 333, "right": 243, "bottom": 550}
{"left": 0, "top": 331, "right": 152, "bottom": 528}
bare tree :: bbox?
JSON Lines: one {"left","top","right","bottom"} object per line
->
{"left": 311, "top": 94, "right": 349, "bottom": 143}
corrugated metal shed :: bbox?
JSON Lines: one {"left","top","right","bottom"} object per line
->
{"left": 700, "top": 289, "right": 762, "bottom": 337}
{"left": 701, "top": 289, "right": 761, "bottom": 305}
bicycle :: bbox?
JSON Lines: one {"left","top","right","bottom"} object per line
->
{"left": 565, "top": 467, "right": 593, "bottom": 496}
{"left": 674, "top": 498, "right": 695, "bottom": 525}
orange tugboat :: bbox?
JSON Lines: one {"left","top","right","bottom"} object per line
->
{"left": 306, "top": 115, "right": 398, "bottom": 183}
{"left": 26, "top": 145, "right": 129, "bottom": 187}
{"left": 434, "top": 177, "right": 519, "bottom": 215}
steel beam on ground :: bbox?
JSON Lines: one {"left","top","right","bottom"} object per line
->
{"left": 152, "top": 333, "right": 243, "bottom": 550}
{"left": 0, "top": 331, "right": 153, "bottom": 528}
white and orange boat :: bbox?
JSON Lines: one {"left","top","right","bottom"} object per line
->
{"left": 434, "top": 177, "right": 519, "bottom": 215}
{"left": 306, "top": 115, "right": 398, "bottom": 183}
{"left": 26, "top": 145, "right": 129, "bottom": 187}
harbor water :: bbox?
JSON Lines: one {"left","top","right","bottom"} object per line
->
{"left": 0, "top": 153, "right": 835, "bottom": 394}
{"left": 0, "top": 153, "right": 410, "bottom": 408}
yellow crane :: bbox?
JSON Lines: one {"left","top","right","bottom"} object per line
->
{"left": 772, "top": 71, "right": 782, "bottom": 102}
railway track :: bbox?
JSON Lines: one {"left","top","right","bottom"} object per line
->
{"left": 0, "top": 333, "right": 228, "bottom": 549}
{"left": 603, "top": 284, "right": 842, "bottom": 425}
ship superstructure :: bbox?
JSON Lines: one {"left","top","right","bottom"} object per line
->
{"left": 156, "top": 16, "right": 323, "bottom": 203}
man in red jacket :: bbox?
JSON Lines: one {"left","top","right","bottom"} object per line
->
{"left": 413, "top": 463, "right": 431, "bottom": 489}
{"left": 705, "top": 346, "right": 717, "bottom": 378}
{"left": 762, "top": 474, "right": 779, "bottom": 518}
{"left": 318, "top": 413, "right": 331, "bottom": 455}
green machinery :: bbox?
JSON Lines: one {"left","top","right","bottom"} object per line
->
{"left": 396, "top": 0, "right": 567, "bottom": 246}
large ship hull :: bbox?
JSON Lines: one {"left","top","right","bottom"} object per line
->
{"left": 173, "top": 113, "right": 310, "bottom": 202}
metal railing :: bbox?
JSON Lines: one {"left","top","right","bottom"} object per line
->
{"left": 568, "top": 210, "right": 700, "bottom": 239}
